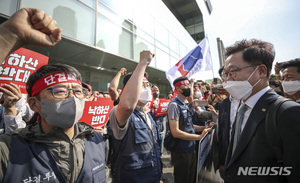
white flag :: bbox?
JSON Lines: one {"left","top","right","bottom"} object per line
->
{"left": 166, "top": 37, "right": 212, "bottom": 90}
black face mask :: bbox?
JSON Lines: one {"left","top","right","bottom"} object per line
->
{"left": 181, "top": 88, "right": 191, "bottom": 97}
{"left": 153, "top": 92, "right": 159, "bottom": 99}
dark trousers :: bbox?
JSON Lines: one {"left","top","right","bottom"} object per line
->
{"left": 171, "top": 150, "right": 197, "bottom": 183}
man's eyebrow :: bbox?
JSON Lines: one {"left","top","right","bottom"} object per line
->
{"left": 224, "top": 65, "right": 239, "bottom": 70}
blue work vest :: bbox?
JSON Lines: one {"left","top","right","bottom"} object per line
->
{"left": 172, "top": 98, "right": 196, "bottom": 153}
{"left": 112, "top": 109, "right": 162, "bottom": 183}
{"left": 3, "top": 132, "right": 106, "bottom": 183}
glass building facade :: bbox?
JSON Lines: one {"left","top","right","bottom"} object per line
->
{"left": 0, "top": 0, "right": 196, "bottom": 95}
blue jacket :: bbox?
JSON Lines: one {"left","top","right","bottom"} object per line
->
{"left": 2, "top": 132, "right": 106, "bottom": 183}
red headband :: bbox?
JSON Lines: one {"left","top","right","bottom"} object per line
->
{"left": 194, "top": 86, "right": 199, "bottom": 90}
{"left": 31, "top": 72, "right": 82, "bottom": 97}
{"left": 174, "top": 80, "right": 189, "bottom": 88}
{"left": 143, "top": 76, "right": 148, "bottom": 82}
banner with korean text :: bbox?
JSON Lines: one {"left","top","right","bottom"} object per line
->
{"left": 80, "top": 98, "right": 114, "bottom": 129}
{"left": 146, "top": 100, "right": 154, "bottom": 112}
{"left": 0, "top": 48, "right": 49, "bottom": 93}
{"left": 155, "top": 99, "right": 171, "bottom": 117}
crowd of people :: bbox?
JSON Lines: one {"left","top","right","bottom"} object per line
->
{"left": 0, "top": 8, "right": 300, "bottom": 183}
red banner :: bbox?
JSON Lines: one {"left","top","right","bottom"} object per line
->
{"left": 155, "top": 99, "right": 171, "bottom": 117}
{"left": 0, "top": 48, "right": 49, "bottom": 93}
{"left": 79, "top": 98, "right": 114, "bottom": 129}
{"left": 146, "top": 100, "right": 154, "bottom": 112}
{"left": 93, "top": 94, "right": 104, "bottom": 101}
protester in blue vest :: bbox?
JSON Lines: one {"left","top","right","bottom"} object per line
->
{"left": 167, "top": 76, "right": 211, "bottom": 183}
{"left": 0, "top": 8, "right": 106, "bottom": 182}
{"left": 109, "top": 50, "right": 162, "bottom": 183}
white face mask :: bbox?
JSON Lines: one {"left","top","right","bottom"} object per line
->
{"left": 195, "top": 91, "right": 202, "bottom": 99}
{"left": 223, "top": 66, "right": 261, "bottom": 100}
{"left": 282, "top": 80, "right": 300, "bottom": 95}
{"left": 139, "top": 87, "right": 153, "bottom": 104}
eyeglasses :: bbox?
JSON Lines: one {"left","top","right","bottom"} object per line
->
{"left": 221, "top": 65, "right": 259, "bottom": 80}
{"left": 47, "top": 86, "right": 88, "bottom": 99}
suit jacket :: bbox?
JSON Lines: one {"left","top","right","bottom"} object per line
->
{"left": 224, "top": 90, "right": 300, "bottom": 183}
{"left": 216, "top": 97, "right": 231, "bottom": 170}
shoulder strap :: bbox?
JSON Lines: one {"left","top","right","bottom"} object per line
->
{"left": 265, "top": 97, "right": 292, "bottom": 163}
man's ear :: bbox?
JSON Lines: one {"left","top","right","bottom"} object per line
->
{"left": 259, "top": 64, "right": 268, "bottom": 78}
{"left": 28, "top": 97, "right": 40, "bottom": 112}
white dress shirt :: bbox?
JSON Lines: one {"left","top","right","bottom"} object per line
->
{"left": 240, "top": 86, "right": 270, "bottom": 132}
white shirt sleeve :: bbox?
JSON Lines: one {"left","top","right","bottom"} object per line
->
{"left": 20, "top": 103, "right": 34, "bottom": 122}
{"left": 4, "top": 111, "right": 26, "bottom": 134}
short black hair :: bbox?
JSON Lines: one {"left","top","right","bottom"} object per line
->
{"left": 269, "top": 80, "right": 281, "bottom": 88}
{"left": 218, "top": 66, "right": 224, "bottom": 77}
{"left": 123, "top": 72, "right": 148, "bottom": 86}
{"left": 173, "top": 76, "right": 189, "bottom": 87}
{"left": 26, "top": 63, "right": 82, "bottom": 97}
{"left": 123, "top": 72, "right": 133, "bottom": 86}
{"left": 225, "top": 39, "right": 275, "bottom": 78}
{"left": 82, "top": 82, "right": 90, "bottom": 92}
{"left": 280, "top": 58, "right": 300, "bottom": 73}
{"left": 144, "top": 71, "right": 149, "bottom": 79}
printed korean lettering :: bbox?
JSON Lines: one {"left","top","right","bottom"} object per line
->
{"left": 19, "top": 55, "right": 39, "bottom": 70}
{"left": 0, "top": 67, "right": 13, "bottom": 81}
{"left": 88, "top": 106, "right": 97, "bottom": 115}
{"left": 44, "top": 74, "right": 56, "bottom": 86}
{"left": 160, "top": 102, "right": 169, "bottom": 107}
{"left": 54, "top": 72, "right": 67, "bottom": 82}
{"left": 161, "top": 107, "right": 167, "bottom": 112}
{"left": 91, "top": 115, "right": 106, "bottom": 125}
{"left": 80, "top": 99, "right": 114, "bottom": 128}
{"left": 15, "top": 69, "right": 31, "bottom": 82}
{"left": 96, "top": 106, "right": 109, "bottom": 114}
{"left": 23, "top": 176, "right": 32, "bottom": 183}
{"left": 6, "top": 53, "right": 21, "bottom": 66}
{"left": 88, "top": 105, "right": 110, "bottom": 115}
{"left": 0, "top": 47, "right": 49, "bottom": 94}
{"left": 42, "top": 172, "right": 56, "bottom": 181}
{"left": 32, "top": 175, "right": 41, "bottom": 183}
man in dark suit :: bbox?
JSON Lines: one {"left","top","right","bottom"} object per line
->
{"left": 214, "top": 67, "right": 240, "bottom": 179}
{"left": 216, "top": 97, "right": 230, "bottom": 178}
{"left": 222, "top": 39, "right": 300, "bottom": 183}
